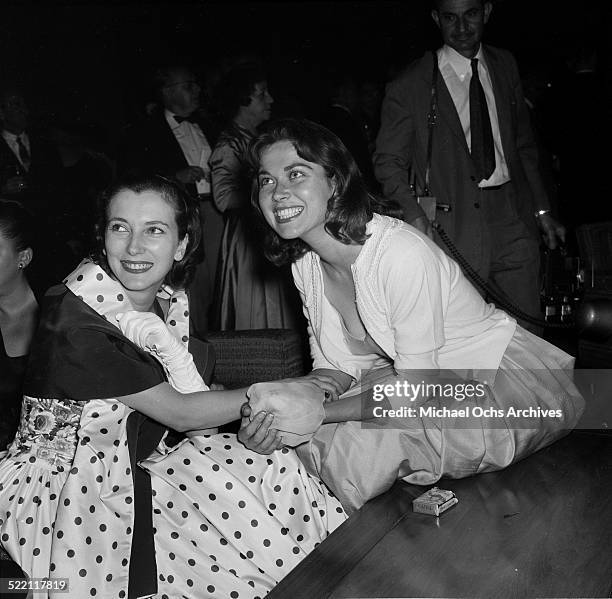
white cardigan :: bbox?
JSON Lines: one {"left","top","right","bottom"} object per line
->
{"left": 292, "top": 214, "right": 516, "bottom": 380}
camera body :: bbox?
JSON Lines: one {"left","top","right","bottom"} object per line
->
{"left": 574, "top": 222, "right": 612, "bottom": 367}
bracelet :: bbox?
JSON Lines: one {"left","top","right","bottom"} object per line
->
{"left": 535, "top": 209, "right": 550, "bottom": 218}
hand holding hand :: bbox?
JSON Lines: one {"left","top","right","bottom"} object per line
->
{"left": 296, "top": 372, "right": 349, "bottom": 402}
{"left": 246, "top": 380, "right": 325, "bottom": 447}
{"left": 237, "top": 403, "right": 283, "bottom": 454}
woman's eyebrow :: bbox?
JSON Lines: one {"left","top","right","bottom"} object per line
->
{"left": 107, "top": 217, "right": 169, "bottom": 226}
{"left": 284, "top": 162, "right": 313, "bottom": 171}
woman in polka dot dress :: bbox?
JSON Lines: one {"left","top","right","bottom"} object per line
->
{"left": 0, "top": 174, "right": 346, "bottom": 598}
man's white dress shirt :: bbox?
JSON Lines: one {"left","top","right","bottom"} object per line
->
{"left": 164, "top": 110, "right": 211, "bottom": 195}
{"left": 2, "top": 130, "right": 31, "bottom": 172}
{"left": 437, "top": 44, "right": 510, "bottom": 187}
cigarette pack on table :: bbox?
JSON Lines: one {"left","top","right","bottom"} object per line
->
{"left": 412, "top": 487, "right": 458, "bottom": 516}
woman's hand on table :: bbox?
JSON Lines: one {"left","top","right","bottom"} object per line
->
{"left": 237, "top": 403, "right": 284, "bottom": 454}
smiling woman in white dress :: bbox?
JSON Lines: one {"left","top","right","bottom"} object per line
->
{"left": 239, "top": 118, "right": 584, "bottom": 513}
{"left": 0, "top": 174, "right": 346, "bottom": 598}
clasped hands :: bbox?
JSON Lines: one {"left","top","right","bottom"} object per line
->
{"left": 239, "top": 372, "right": 348, "bottom": 454}
{"left": 116, "top": 310, "right": 338, "bottom": 453}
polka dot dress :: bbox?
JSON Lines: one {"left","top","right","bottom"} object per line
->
{"left": 145, "top": 433, "right": 346, "bottom": 598}
{"left": 0, "top": 261, "right": 348, "bottom": 598}
{"left": 0, "top": 397, "right": 83, "bottom": 584}
{"left": 49, "top": 398, "right": 137, "bottom": 598}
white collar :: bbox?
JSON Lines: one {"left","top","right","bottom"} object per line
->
{"left": 164, "top": 108, "right": 185, "bottom": 130}
{"left": 439, "top": 44, "right": 485, "bottom": 79}
{"left": 2, "top": 129, "right": 27, "bottom": 142}
{"left": 64, "top": 259, "right": 190, "bottom": 347}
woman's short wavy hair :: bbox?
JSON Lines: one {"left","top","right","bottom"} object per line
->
{"left": 91, "top": 174, "right": 202, "bottom": 290}
{"left": 0, "top": 199, "right": 36, "bottom": 253}
{"left": 248, "top": 118, "right": 373, "bottom": 266}
{"left": 213, "top": 62, "right": 267, "bottom": 123}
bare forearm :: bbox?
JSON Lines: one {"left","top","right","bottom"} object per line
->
{"left": 311, "top": 368, "right": 353, "bottom": 393}
{"left": 119, "top": 383, "right": 248, "bottom": 431}
{"left": 323, "top": 393, "right": 366, "bottom": 423}
{"left": 178, "top": 388, "right": 247, "bottom": 430}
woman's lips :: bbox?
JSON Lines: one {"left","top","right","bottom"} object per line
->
{"left": 120, "top": 261, "right": 153, "bottom": 273}
{"left": 274, "top": 206, "right": 303, "bottom": 223}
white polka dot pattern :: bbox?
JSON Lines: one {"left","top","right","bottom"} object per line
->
{"left": 0, "top": 259, "right": 348, "bottom": 598}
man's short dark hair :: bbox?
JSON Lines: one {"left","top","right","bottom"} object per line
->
{"left": 431, "top": 0, "right": 486, "bottom": 10}
{"left": 151, "top": 65, "right": 197, "bottom": 101}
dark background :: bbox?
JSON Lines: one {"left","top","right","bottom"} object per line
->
{"left": 1, "top": 1, "right": 608, "bottom": 143}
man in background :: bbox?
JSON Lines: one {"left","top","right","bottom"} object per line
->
{"left": 374, "top": 0, "right": 565, "bottom": 332}
{"left": 0, "top": 85, "right": 62, "bottom": 214}
{"left": 119, "top": 65, "right": 221, "bottom": 337}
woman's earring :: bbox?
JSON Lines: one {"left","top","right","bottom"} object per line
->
{"left": 18, "top": 263, "right": 24, "bottom": 269}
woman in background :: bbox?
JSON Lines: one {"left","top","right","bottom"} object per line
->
{"left": 0, "top": 200, "right": 39, "bottom": 452}
{"left": 210, "top": 62, "right": 302, "bottom": 330}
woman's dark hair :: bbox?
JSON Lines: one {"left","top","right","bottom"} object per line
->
{"left": 248, "top": 118, "right": 373, "bottom": 266}
{"left": 0, "top": 199, "right": 36, "bottom": 253}
{"left": 91, "top": 174, "right": 202, "bottom": 290}
{"left": 213, "top": 62, "right": 267, "bottom": 123}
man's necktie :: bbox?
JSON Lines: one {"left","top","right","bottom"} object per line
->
{"left": 16, "top": 135, "right": 30, "bottom": 171}
{"left": 469, "top": 58, "right": 495, "bottom": 181}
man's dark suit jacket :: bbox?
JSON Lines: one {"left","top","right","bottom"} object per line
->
{"left": 117, "top": 110, "right": 220, "bottom": 338}
{"left": 374, "top": 46, "right": 551, "bottom": 274}
{"left": 0, "top": 130, "right": 62, "bottom": 214}
{"left": 117, "top": 110, "right": 218, "bottom": 198}
{"left": 319, "top": 105, "right": 376, "bottom": 189}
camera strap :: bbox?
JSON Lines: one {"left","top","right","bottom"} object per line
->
{"left": 422, "top": 51, "right": 565, "bottom": 329}
{"left": 423, "top": 51, "right": 439, "bottom": 197}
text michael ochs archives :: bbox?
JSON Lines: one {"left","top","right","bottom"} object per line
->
{"left": 369, "top": 381, "right": 564, "bottom": 420}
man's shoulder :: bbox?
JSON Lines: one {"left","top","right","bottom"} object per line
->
{"left": 391, "top": 52, "right": 432, "bottom": 86}
{"left": 483, "top": 45, "right": 518, "bottom": 69}
{"left": 0, "top": 135, "right": 14, "bottom": 160}
{"left": 137, "top": 110, "right": 170, "bottom": 133}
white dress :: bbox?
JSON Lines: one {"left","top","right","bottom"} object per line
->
{"left": 292, "top": 215, "right": 584, "bottom": 512}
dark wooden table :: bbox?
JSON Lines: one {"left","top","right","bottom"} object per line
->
{"left": 269, "top": 431, "right": 612, "bottom": 598}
